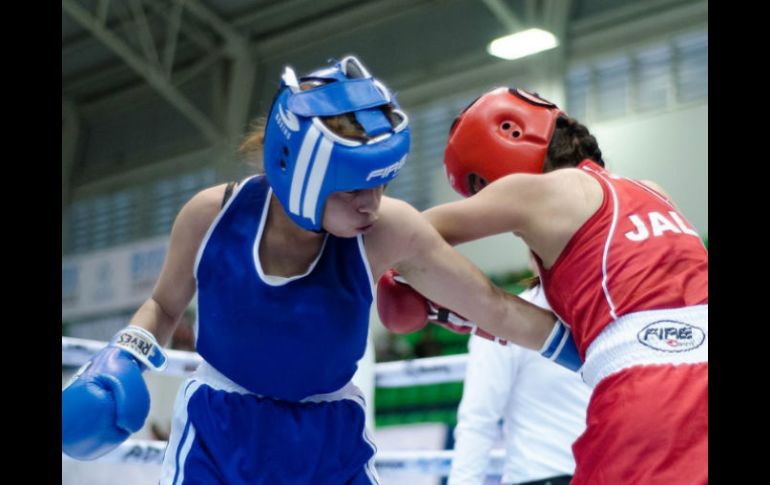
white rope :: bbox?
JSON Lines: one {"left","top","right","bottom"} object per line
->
{"left": 374, "top": 354, "right": 468, "bottom": 387}
{"left": 61, "top": 440, "right": 506, "bottom": 476}
{"left": 62, "top": 338, "right": 490, "bottom": 477}
{"left": 62, "top": 337, "right": 468, "bottom": 387}
{"left": 62, "top": 337, "right": 203, "bottom": 377}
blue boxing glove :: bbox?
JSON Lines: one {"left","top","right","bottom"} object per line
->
{"left": 62, "top": 326, "right": 168, "bottom": 460}
{"left": 539, "top": 319, "right": 583, "bottom": 372}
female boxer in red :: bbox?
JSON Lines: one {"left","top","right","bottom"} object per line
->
{"left": 424, "top": 87, "right": 707, "bottom": 485}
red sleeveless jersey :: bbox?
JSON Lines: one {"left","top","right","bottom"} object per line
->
{"left": 537, "top": 160, "right": 708, "bottom": 358}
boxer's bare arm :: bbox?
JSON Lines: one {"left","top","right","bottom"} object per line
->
{"left": 129, "top": 185, "right": 226, "bottom": 345}
{"left": 366, "top": 197, "right": 554, "bottom": 349}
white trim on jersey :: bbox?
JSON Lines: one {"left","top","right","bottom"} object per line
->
{"left": 582, "top": 165, "right": 621, "bottom": 320}
{"left": 362, "top": 428, "right": 381, "bottom": 485}
{"left": 159, "top": 379, "right": 204, "bottom": 485}
{"left": 626, "top": 178, "right": 675, "bottom": 209}
{"left": 173, "top": 422, "right": 196, "bottom": 485}
{"left": 290, "top": 125, "right": 321, "bottom": 215}
{"left": 302, "top": 137, "right": 334, "bottom": 222}
{"left": 252, "top": 187, "right": 329, "bottom": 287}
{"left": 193, "top": 175, "right": 257, "bottom": 278}
{"left": 357, "top": 234, "right": 376, "bottom": 298}
{"left": 346, "top": 386, "right": 381, "bottom": 485}
{"left": 192, "top": 177, "right": 254, "bottom": 349}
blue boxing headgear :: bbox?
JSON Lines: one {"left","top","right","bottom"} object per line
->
{"left": 263, "top": 56, "right": 410, "bottom": 231}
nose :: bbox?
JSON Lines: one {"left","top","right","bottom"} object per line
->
{"left": 357, "top": 187, "right": 383, "bottom": 214}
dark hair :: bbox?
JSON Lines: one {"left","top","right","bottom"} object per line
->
{"left": 527, "top": 274, "right": 541, "bottom": 289}
{"left": 543, "top": 115, "right": 604, "bottom": 172}
{"left": 239, "top": 116, "right": 268, "bottom": 172}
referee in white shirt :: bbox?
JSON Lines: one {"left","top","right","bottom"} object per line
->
{"left": 448, "top": 284, "right": 591, "bottom": 485}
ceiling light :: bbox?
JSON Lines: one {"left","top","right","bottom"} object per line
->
{"left": 487, "top": 28, "right": 558, "bottom": 60}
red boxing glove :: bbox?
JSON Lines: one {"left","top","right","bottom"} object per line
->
{"left": 376, "top": 269, "right": 430, "bottom": 334}
{"left": 376, "top": 269, "right": 509, "bottom": 346}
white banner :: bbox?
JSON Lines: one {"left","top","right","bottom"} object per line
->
{"left": 62, "top": 237, "right": 169, "bottom": 321}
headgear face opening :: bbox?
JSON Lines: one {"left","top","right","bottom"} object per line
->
{"left": 444, "top": 87, "right": 562, "bottom": 197}
{"left": 263, "top": 56, "right": 410, "bottom": 231}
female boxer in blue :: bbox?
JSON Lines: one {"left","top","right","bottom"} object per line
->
{"left": 62, "top": 56, "right": 556, "bottom": 485}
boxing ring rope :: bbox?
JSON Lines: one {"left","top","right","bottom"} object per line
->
{"left": 61, "top": 439, "right": 507, "bottom": 476}
{"left": 62, "top": 337, "right": 470, "bottom": 387}
{"left": 62, "top": 337, "right": 500, "bottom": 477}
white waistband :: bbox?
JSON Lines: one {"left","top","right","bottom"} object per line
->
{"left": 581, "top": 305, "right": 708, "bottom": 388}
{"left": 193, "top": 360, "right": 365, "bottom": 405}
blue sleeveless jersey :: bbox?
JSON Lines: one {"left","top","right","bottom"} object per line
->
{"left": 194, "top": 175, "right": 374, "bottom": 401}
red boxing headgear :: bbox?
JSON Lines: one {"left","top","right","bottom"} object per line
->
{"left": 444, "top": 87, "right": 563, "bottom": 197}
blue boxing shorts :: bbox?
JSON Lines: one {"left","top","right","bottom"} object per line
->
{"left": 159, "top": 362, "right": 380, "bottom": 485}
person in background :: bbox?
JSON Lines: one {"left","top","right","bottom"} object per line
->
{"left": 449, "top": 259, "right": 590, "bottom": 485}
